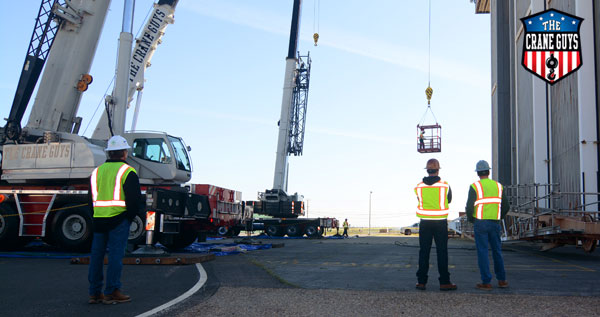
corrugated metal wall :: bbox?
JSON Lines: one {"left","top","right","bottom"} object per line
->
{"left": 490, "top": 0, "right": 513, "bottom": 185}
{"left": 490, "top": 0, "right": 596, "bottom": 210}
{"left": 515, "top": 7, "right": 535, "bottom": 185}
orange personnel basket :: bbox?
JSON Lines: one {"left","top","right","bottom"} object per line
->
{"left": 417, "top": 124, "right": 441, "bottom": 153}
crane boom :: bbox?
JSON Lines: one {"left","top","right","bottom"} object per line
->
{"left": 92, "top": 0, "right": 179, "bottom": 139}
{"left": 273, "top": 0, "right": 302, "bottom": 192}
{"left": 25, "top": 0, "right": 111, "bottom": 135}
{"left": 253, "top": 0, "right": 310, "bottom": 218}
{"left": 3, "top": 0, "right": 63, "bottom": 141}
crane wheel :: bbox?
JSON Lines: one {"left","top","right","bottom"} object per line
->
{"left": 51, "top": 204, "right": 93, "bottom": 252}
{"left": 128, "top": 211, "right": 146, "bottom": 246}
{"left": 305, "top": 225, "right": 319, "bottom": 237}
{"left": 286, "top": 225, "right": 302, "bottom": 237}
{"left": 0, "top": 204, "right": 29, "bottom": 250}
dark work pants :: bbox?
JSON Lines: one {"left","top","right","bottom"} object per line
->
{"left": 416, "top": 219, "right": 450, "bottom": 285}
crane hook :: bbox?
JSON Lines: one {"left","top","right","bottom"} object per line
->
{"left": 425, "top": 86, "right": 433, "bottom": 105}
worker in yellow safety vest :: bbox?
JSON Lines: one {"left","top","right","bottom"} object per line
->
{"left": 414, "top": 159, "right": 457, "bottom": 291}
{"left": 88, "top": 135, "right": 143, "bottom": 304}
{"left": 465, "top": 160, "right": 510, "bottom": 291}
{"left": 342, "top": 219, "right": 349, "bottom": 237}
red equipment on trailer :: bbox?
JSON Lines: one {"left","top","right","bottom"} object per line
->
{"left": 191, "top": 184, "right": 247, "bottom": 237}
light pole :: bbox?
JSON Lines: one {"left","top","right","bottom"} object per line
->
{"left": 306, "top": 199, "right": 309, "bottom": 217}
{"left": 368, "top": 191, "right": 372, "bottom": 236}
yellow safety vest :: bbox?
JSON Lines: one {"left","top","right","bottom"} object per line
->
{"left": 343, "top": 221, "right": 349, "bottom": 229}
{"left": 90, "top": 162, "right": 136, "bottom": 218}
{"left": 414, "top": 180, "right": 449, "bottom": 219}
{"left": 471, "top": 178, "right": 503, "bottom": 220}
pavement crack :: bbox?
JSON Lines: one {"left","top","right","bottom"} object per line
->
{"left": 246, "top": 257, "right": 302, "bottom": 289}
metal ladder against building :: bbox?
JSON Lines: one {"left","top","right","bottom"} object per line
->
{"left": 14, "top": 193, "right": 57, "bottom": 237}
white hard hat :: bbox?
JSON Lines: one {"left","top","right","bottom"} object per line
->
{"left": 105, "top": 135, "right": 131, "bottom": 151}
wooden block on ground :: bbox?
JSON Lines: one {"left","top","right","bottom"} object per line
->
{"left": 71, "top": 253, "right": 215, "bottom": 265}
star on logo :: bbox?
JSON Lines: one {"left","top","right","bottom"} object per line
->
{"left": 572, "top": 20, "right": 576, "bottom": 25}
{"left": 561, "top": 17, "right": 565, "bottom": 21}
{"left": 550, "top": 13, "right": 554, "bottom": 17}
{"left": 528, "top": 21, "right": 532, "bottom": 24}
{"left": 539, "top": 17, "right": 543, "bottom": 21}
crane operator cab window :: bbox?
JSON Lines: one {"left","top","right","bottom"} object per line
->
{"left": 167, "top": 136, "right": 192, "bottom": 172}
{"left": 132, "top": 137, "right": 192, "bottom": 172}
{"left": 132, "top": 138, "right": 172, "bottom": 165}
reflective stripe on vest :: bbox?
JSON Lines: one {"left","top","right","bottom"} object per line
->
{"left": 472, "top": 179, "right": 503, "bottom": 220}
{"left": 414, "top": 180, "right": 449, "bottom": 219}
{"left": 91, "top": 162, "right": 136, "bottom": 217}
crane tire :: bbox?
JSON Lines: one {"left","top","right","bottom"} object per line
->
{"left": 0, "top": 204, "right": 28, "bottom": 250}
{"left": 51, "top": 205, "right": 93, "bottom": 252}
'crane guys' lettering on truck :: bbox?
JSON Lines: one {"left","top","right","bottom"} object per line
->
{"left": 129, "top": 8, "right": 169, "bottom": 82}
{"left": 3, "top": 143, "right": 71, "bottom": 161}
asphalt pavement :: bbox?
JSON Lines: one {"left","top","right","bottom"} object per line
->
{"left": 178, "top": 236, "right": 600, "bottom": 316}
{"left": 237, "top": 236, "right": 600, "bottom": 296}
{"left": 2, "top": 236, "right": 600, "bottom": 316}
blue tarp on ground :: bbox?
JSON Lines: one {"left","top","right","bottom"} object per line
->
{"left": 179, "top": 242, "right": 272, "bottom": 256}
{"left": 248, "top": 233, "right": 345, "bottom": 239}
{"left": 0, "top": 240, "right": 82, "bottom": 259}
{"left": 0, "top": 252, "right": 76, "bottom": 259}
{"left": 0, "top": 240, "right": 272, "bottom": 258}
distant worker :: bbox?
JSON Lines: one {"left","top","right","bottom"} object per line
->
{"left": 466, "top": 160, "right": 510, "bottom": 291}
{"left": 414, "top": 158, "right": 457, "bottom": 291}
{"left": 419, "top": 129, "right": 425, "bottom": 149}
{"left": 342, "top": 219, "right": 349, "bottom": 237}
{"left": 88, "top": 135, "right": 142, "bottom": 304}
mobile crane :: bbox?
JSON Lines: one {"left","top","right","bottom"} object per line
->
{"left": 0, "top": 0, "right": 219, "bottom": 251}
{"left": 247, "top": 0, "right": 337, "bottom": 237}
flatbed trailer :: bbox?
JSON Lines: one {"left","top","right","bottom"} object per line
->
{"left": 251, "top": 217, "right": 338, "bottom": 238}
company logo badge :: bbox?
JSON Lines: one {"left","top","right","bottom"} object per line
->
{"left": 521, "top": 9, "right": 583, "bottom": 85}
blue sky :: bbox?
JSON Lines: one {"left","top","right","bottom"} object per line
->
{"left": 0, "top": 1, "right": 491, "bottom": 227}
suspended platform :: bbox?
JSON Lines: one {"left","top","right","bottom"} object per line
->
{"left": 417, "top": 124, "right": 441, "bottom": 153}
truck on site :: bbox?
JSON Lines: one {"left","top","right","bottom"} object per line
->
{"left": 400, "top": 223, "right": 420, "bottom": 236}
{"left": 0, "top": 0, "right": 244, "bottom": 251}
{"left": 245, "top": 0, "right": 338, "bottom": 237}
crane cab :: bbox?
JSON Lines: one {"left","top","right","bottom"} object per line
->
{"left": 417, "top": 124, "right": 441, "bottom": 153}
{"left": 124, "top": 132, "right": 193, "bottom": 184}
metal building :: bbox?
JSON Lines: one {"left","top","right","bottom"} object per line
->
{"left": 465, "top": 1, "right": 600, "bottom": 252}
{"left": 481, "top": 0, "right": 600, "bottom": 211}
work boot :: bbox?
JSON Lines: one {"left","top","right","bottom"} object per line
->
{"left": 88, "top": 294, "right": 104, "bottom": 304}
{"left": 476, "top": 283, "right": 492, "bottom": 290}
{"left": 498, "top": 280, "right": 509, "bottom": 288}
{"left": 440, "top": 283, "right": 457, "bottom": 291}
{"left": 103, "top": 289, "right": 131, "bottom": 304}
{"left": 415, "top": 283, "right": 426, "bottom": 290}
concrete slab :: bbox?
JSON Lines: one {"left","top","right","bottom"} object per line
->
{"left": 242, "top": 236, "right": 600, "bottom": 296}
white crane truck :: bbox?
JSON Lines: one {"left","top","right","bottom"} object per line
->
{"left": 0, "top": 0, "right": 240, "bottom": 251}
